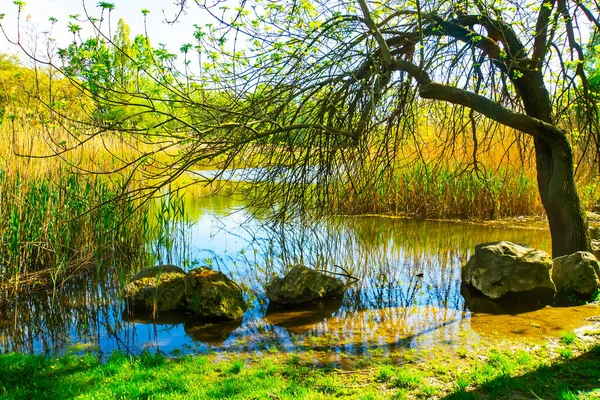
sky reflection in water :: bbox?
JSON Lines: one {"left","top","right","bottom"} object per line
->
{"left": 0, "top": 187, "right": 559, "bottom": 361}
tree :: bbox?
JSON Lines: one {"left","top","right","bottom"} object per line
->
{"left": 3, "top": 0, "right": 600, "bottom": 257}
{"left": 186, "top": 0, "right": 599, "bottom": 257}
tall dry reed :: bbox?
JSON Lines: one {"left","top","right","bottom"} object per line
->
{"left": 334, "top": 163, "right": 543, "bottom": 219}
{"left": 0, "top": 117, "right": 157, "bottom": 296}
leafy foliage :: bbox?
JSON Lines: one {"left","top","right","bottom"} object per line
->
{"left": 2, "top": 0, "right": 600, "bottom": 254}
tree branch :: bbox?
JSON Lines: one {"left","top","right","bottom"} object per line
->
{"left": 389, "top": 59, "right": 563, "bottom": 141}
{"left": 356, "top": 0, "right": 394, "bottom": 68}
{"left": 574, "top": 1, "right": 600, "bottom": 31}
{"left": 532, "top": 0, "right": 555, "bottom": 64}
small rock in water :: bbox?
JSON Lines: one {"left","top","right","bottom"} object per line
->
{"left": 184, "top": 267, "right": 247, "bottom": 320}
{"left": 124, "top": 264, "right": 187, "bottom": 312}
{"left": 553, "top": 251, "right": 600, "bottom": 300}
{"left": 266, "top": 265, "right": 346, "bottom": 305}
{"left": 461, "top": 241, "right": 555, "bottom": 305}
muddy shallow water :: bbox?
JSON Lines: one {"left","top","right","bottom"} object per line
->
{"left": 1, "top": 188, "right": 598, "bottom": 363}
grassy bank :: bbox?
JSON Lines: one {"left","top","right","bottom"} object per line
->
{"left": 1, "top": 329, "right": 598, "bottom": 399}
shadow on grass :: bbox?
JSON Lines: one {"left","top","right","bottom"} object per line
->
{"left": 445, "top": 344, "right": 600, "bottom": 400}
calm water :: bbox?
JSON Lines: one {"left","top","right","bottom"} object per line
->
{"left": 3, "top": 185, "right": 591, "bottom": 362}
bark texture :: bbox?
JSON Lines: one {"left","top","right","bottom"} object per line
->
{"left": 515, "top": 71, "right": 590, "bottom": 257}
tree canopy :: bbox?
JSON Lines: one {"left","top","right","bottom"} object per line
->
{"left": 2, "top": 0, "right": 600, "bottom": 256}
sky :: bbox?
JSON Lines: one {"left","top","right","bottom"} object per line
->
{"left": 1, "top": 0, "right": 215, "bottom": 61}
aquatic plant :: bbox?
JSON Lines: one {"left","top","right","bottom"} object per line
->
{"left": 0, "top": 171, "right": 148, "bottom": 296}
{"left": 144, "top": 189, "right": 191, "bottom": 267}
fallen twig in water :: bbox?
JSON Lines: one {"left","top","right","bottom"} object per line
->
{"left": 313, "top": 264, "right": 359, "bottom": 283}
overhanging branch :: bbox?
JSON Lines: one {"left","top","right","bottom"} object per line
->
{"left": 389, "top": 59, "right": 564, "bottom": 142}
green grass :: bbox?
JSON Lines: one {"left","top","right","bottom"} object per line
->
{"left": 1, "top": 338, "right": 599, "bottom": 399}
{"left": 391, "top": 367, "right": 424, "bottom": 389}
{"left": 561, "top": 331, "right": 578, "bottom": 346}
{"left": 0, "top": 350, "right": 382, "bottom": 399}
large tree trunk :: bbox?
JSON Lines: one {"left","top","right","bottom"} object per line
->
{"left": 397, "top": 57, "right": 590, "bottom": 257}
{"left": 517, "top": 71, "right": 590, "bottom": 257}
{"left": 534, "top": 137, "right": 590, "bottom": 257}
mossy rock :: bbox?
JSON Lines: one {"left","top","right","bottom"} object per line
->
{"left": 124, "top": 265, "right": 187, "bottom": 312}
{"left": 130, "top": 264, "right": 186, "bottom": 280}
{"left": 266, "top": 265, "right": 346, "bottom": 305}
{"left": 184, "top": 267, "right": 247, "bottom": 320}
{"left": 592, "top": 239, "right": 600, "bottom": 260}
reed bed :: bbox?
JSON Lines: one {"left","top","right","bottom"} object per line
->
{"left": 327, "top": 119, "right": 600, "bottom": 219}
{"left": 0, "top": 111, "right": 159, "bottom": 297}
{"left": 0, "top": 170, "right": 149, "bottom": 297}
{"left": 334, "top": 163, "right": 543, "bottom": 219}
{"left": 0, "top": 112, "right": 201, "bottom": 298}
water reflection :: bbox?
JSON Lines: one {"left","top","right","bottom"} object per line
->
{"left": 122, "top": 310, "right": 244, "bottom": 346}
{"left": 460, "top": 283, "right": 556, "bottom": 314}
{"left": 265, "top": 297, "right": 344, "bottom": 335}
{"left": 468, "top": 304, "right": 600, "bottom": 340}
{"left": 5, "top": 185, "right": 593, "bottom": 362}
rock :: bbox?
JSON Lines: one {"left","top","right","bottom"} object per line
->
{"left": 266, "top": 265, "right": 345, "bottom": 305}
{"left": 124, "top": 265, "right": 187, "bottom": 312}
{"left": 553, "top": 251, "right": 600, "bottom": 299}
{"left": 461, "top": 241, "right": 555, "bottom": 303}
{"left": 592, "top": 239, "right": 600, "bottom": 260}
{"left": 130, "top": 264, "right": 186, "bottom": 280}
{"left": 184, "top": 267, "right": 246, "bottom": 320}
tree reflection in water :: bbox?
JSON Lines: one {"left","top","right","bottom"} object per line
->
{"left": 0, "top": 189, "right": 563, "bottom": 362}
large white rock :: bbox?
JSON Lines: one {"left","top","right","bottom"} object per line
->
{"left": 462, "top": 241, "right": 555, "bottom": 303}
